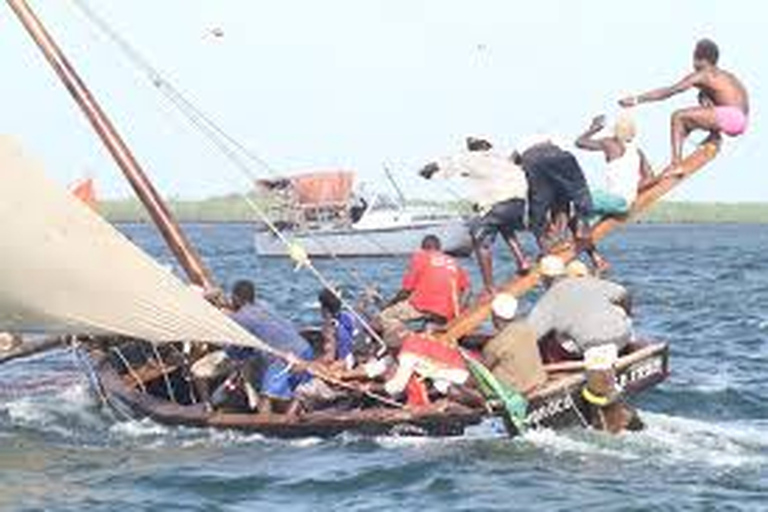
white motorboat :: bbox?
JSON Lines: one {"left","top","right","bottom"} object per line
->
{"left": 253, "top": 170, "right": 472, "bottom": 257}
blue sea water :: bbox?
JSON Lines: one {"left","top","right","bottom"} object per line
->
{"left": 1, "top": 223, "right": 767, "bottom": 511}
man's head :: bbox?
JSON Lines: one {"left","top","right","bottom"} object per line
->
{"left": 466, "top": 136, "right": 493, "bottom": 152}
{"left": 318, "top": 288, "right": 342, "bottom": 318}
{"left": 539, "top": 255, "right": 566, "bottom": 287}
{"left": 566, "top": 259, "right": 591, "bottom": 278}
{"left": 613, "top": 112, "right": 636, "bottom": 143}
{"left": 491, "top": 293, "right": 519, "bottom": 331}
{"left": 421, "top": 234, "right": 442, "bottom": 251}
{"left": 693, "top": 38, "right": 719, "bottom": 71}
{"left": 231, "top": 279, "right": 256, "bottom": 310}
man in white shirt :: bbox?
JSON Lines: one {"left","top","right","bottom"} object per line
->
{"left": 419, "top": 137, "right": 530, "bottom": 296}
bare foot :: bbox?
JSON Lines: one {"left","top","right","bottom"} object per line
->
{"left": 517, "top": 260, "right": 533, "bottom": 276}
{"left": 591, "top": 253, "right": 612, "bottom": 275}
{"left": 478, "top": 287, "right": 496, "bottom": 304}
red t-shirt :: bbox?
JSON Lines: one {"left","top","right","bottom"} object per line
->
{"left": 401, "top": 250, "right": 470, "bottom": 320}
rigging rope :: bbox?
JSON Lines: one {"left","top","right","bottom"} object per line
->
{"left": 70, "top": 0, "right": 389, "bottom": 350}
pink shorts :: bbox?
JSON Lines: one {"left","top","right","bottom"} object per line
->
{"left": 715, "top": 106, "right": 748, "bottom": 136}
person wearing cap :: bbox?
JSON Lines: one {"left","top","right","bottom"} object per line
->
{"left": 511, "top": 136, "right": 608, "bottom": 272}
{"left": 419, "top": 136, "right": 531, "bottom": 295}
{"left": 575, "top": 113, "right": 654, "bottom": 218}
{"left": 483, "top": 293, "right": 546, "bottom": 394}
{"left": 527, "top": 255, "right": 634, "bottom": 355}
{"left": 565, "top": 259, "right": 591, "bottom": 279}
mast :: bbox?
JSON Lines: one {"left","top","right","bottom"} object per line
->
{"left": 7, "top": 0, "right": 214, "bottom": 289}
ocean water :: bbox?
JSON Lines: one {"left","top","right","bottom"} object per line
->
{"left": 1, "top": 223, "right": 767, "bottom": 511}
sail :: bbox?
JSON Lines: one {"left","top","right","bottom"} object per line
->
{"left": 0, "top": 136, "right": 276, "bottom": 352}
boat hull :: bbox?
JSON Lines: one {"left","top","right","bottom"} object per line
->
{"left": 253, "top": 220, "right": 473, "bottom": 257}
{"left": 87, "top": 342, "right": 668, "bottom": 438}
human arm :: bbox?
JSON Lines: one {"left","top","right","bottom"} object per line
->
{"left": 637, "top": 149, "right": 654, "bottom": 189}
{"left": 525, "top": 295, "right": 554, "bottom": 342}
{"left": 575, "top": 115, "right": 610, "bottom": 152}
{"left": 388, "top": 252, "right": 421, "bottom": 307}
{"left": 385, "top": 289, "right": 411, "bottom": 308}
{"left": 320, "top": 318, "right": 337, "bottom": 364}
{"left": 619, "top": 72, "right": 704, "bottom": 107}
{"left": 596, "top": 279, "right": 632, "bottom": 315}
{"left": 698, "top": 90, "right": 715, "bottom": 107}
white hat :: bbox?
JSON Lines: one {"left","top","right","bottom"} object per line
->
{"left": 566, "top": 260, "right": 590, "bottom": 278}
{"left": 491, "top": 293, "right": 519, "bottom": 320}
{"left": 539, "top": 255, "right": 566, "bottom": 278}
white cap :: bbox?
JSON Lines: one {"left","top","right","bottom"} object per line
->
{"left": 566, "top": 260, "right": 590, "bottom": 278}
{"left": 539, "top": 255, "right": 566, "bottom": 278}
{"left": 584, "top": 344, "right": 619, "bottom": 371}
{"left": 491, "top": 293, "right": 519, "bottom": 320}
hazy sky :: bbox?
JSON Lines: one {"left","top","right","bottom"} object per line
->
{"left": 0, "top": 1, "right": 763, "bottom": 201}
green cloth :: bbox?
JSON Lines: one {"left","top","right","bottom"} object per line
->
{"left": 461, "top": 350, "right": 528, "bottom": 435}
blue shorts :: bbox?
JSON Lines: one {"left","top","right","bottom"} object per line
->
{"left": 261, "top": 348, "right": 314, "bottom": 400}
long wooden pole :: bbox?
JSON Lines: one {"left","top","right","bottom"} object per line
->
{"left": 7, "top": 0, "right": 214, "bottom": 289}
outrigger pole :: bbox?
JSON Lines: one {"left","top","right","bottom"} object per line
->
{"left": 7, "top": 0, "right": 215, "bottom": 289}
{"left": 439, "top": 142, "right": 720, "bottom": 343}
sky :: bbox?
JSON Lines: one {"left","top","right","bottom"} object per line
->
{"left": 0, "top": 0, "right": 764, "bottom": 202}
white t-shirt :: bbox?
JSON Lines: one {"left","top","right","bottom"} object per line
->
{"left": 434, "top": 151, "right": 528, "bottom": 208}
{"left": 605, "top": 142, "right": 641, "bottom": 205}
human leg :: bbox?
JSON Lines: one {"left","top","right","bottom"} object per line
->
{"left": 489, "top": 198, "right": 531, "bottom": 274}
{"left": 378, "top": 300, "right": 424, "bottom": 347}
{"left": 469, "top": 211, "right": 500, "bottom": 295}
{"left": 670, "top": 106, "right": 719, "bottom": 168}
{"left": 525, "top": 167, "right": 557, "bottom": 254}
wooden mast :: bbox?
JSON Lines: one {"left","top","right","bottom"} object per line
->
{"left": 439, "top": 142, "right": 720, "bottom": 343}
{"left": 7, "top": 0, "right": 214, "bottom": 289}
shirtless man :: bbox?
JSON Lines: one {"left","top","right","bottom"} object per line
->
{"left": 619, "top": 38, "right": 749, "bottom": 170}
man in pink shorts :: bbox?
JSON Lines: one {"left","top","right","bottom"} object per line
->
{"left": 619, "top": 39, "right": 749, "bottom": 172}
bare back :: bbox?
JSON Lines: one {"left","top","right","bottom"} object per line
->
{"left": 697, "top": 68, "right": 749, "bottom": 114}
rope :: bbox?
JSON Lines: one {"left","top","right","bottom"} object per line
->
{"left": 150, "top": 342, "right": 177, "bottom": 404}
{"left": 70, "top": 0, "right": 389, "bottom": 351}
{"left": 109, "top": 346, "right": 147, "bottom": 394}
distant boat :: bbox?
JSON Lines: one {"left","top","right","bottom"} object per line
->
{"left": 253, "top": 170, "right": 473, "bottom": 257}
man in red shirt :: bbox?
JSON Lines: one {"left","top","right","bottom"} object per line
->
{"left": 378, "top": 235, "right": 470, "bottom": 346}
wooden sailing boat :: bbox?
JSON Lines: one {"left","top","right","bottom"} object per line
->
{"left": 3, "top": 0, "right": 702, "bottom": 438}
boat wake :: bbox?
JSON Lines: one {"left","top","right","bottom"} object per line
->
{"left": 3, "top": 375, "right": 767, "bottom": 472}
{"left": 522, "top": 410, "right": 768, "bottom": 469}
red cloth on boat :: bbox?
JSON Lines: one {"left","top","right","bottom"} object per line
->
{"left": 406, "top": 376, "right": 431, "bottom": 407}
{"left": 401, "top": 250, "right": 469, "bottom": 321}
{"left": 400, "top": 334, "right": 466, "bottom": 370}
{"left": 291, "top": 171, "right": 354, "bottom": 206}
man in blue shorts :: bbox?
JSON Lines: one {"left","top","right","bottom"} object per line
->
{"left": 229, "top": 279, "right": 314, "bottom": 415}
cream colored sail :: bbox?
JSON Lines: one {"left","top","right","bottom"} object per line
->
{"left": 0, "top": 136, "right": 276, "bottom": 353}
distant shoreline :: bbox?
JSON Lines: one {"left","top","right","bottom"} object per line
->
{"left": 100, "top": 197, "right": 768, "bottom": 224}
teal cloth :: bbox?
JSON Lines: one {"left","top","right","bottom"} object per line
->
{"left": 590, "top": 189, "right": 629, "bottom": 224}
{"left": 591, "top": 189, "right": 629, "bottom": 215}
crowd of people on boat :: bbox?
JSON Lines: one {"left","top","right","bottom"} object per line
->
{"left": 184, "top": 236, "right": 634, "bottom": 422}
{"left": 179, "top": 38, "right": 748, "bottom": 424}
